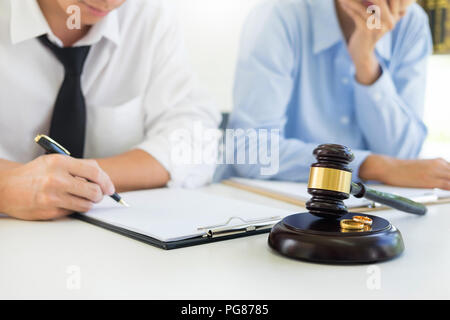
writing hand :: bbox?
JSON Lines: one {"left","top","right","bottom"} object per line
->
{"left": 0, "top": 154, "right": 115, "bottom": 220}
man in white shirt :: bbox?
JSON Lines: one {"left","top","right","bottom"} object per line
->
{"left": 0, "top": 0, "right": 220, "bottom": 220}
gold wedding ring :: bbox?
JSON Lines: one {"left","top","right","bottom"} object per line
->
{"left": 340, "top": 219, "right": 365, "bottom": 230}
{"left": 352, "top": 215, "right": 373, "bottom": 226}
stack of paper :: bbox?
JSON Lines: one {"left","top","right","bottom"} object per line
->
{"left": 225, "top": 178, "right": 450, "bottom": 209}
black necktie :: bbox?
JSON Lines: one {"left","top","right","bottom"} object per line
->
{"left": 38, "top": 35, "right": 91, "bottom": 158}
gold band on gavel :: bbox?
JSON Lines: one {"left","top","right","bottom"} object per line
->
{"left": 308, "top": 167, "right": 352, "bottom": 194}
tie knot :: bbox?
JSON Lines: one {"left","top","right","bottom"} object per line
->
{"left": 38, "top": 35, "right": 91, "bottom": 76}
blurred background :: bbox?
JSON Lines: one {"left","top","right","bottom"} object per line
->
{"left": 171, "top": 0, "right": 450, "bottom": 159}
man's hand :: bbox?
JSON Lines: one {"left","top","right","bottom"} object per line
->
{"left": 359, "top": 154, "right": 450, "bottom": 190}
{"left": 338, "top": 0, "right": 415, "bottom": 85}
{"left": 0, "top": 159, "right": 21, "bottom": 172}
{"left": 0, "top": 155, "right": 115, "bottom": 221}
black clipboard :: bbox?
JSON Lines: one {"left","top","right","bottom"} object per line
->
{"left": 72, "top": 213, "right": 278, "bottom": 250}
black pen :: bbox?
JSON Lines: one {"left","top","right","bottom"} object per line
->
{"left": 35, "top": 134, "right": 130, "bottom": 207}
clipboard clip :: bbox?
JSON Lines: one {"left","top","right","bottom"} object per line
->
{"left": 197, "top": 216, "right": 281, "bottom": 238}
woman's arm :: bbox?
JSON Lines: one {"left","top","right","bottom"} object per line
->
{"left": 360, "top": 154, "right": 450, "bottom": 190}
{"left": 341, "top": 1, "right": 432, "bottom": 158}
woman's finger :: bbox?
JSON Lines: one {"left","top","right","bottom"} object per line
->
{"left": 339, "top": 0, "right": 368, "bottom": 28}
{"left": 434, "top": 160, "right": 450, "bottom": 180}
{"left": 436, "top": 179, "right": 450, "bottom": 191}
{"left": 371, "top": 0, "right": 396, "bottom": 29}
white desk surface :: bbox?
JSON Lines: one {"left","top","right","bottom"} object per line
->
{"left": 1, "top": 183, "right": 449, "bottom": 299}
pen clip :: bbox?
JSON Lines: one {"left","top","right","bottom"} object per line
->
{"left": 35, "top": 134, "right": 71, "bottom": 156}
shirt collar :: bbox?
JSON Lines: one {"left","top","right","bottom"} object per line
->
{"left": 308, "top": 0, "right": 391, "bottom": 60}
{"left": 308, "top": 0, "right": 343, "bottom": 54}
{"left": 76, "top": 9, "right": 121, "bottom": 47}
{"left": 10, "top": 0, "right": 50, "bottom": 44}
{"left": 10, "top": 0, "right": 121, "bottom": 47}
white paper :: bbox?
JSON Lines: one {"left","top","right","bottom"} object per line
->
{"left": 81, "top": 188, "right": 294, "bottom": 242}
{"left": 229, "top": 178, "right": 371, "bottom": 208}
{"left": 228, "top": 178, "right": 450, "bottom": 208}
{"left": 371, "top": 185, "right": 450, "bottom": 200}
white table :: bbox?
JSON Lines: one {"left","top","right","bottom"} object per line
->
{"left": 1, "top": 184, "right": 449, "bottom": 299}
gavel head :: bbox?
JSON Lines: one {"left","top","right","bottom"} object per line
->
{"left": 306, "top": 144, "right": 355, "bottom": 219}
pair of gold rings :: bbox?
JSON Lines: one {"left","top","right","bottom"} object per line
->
{"left": 340, "top": 216, "right": 373, "bottom": 232}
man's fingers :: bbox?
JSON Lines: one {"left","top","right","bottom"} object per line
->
{"left": 32, "top": 208, "right": 72, "bottom": 221}
{"left": 67, "top": 176, "right": 104, "bottom": 203}
{"left": 66, "top": 159, "right": 115, "bottom": 196}
{"left": 58, "top": 194, "right": 94, "bottom": 213}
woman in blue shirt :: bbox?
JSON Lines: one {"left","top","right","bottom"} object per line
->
{"left": 224, "top": 0, "right": 450, "bottom": 190}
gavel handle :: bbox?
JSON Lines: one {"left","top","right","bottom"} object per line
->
{"left": 350, "top": 182, "right": 427, "bottom": 216}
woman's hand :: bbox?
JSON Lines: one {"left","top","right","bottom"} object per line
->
{"left": 337, "top": 0, "right": 415, "bottom": 85}
{"left": 359, "top": 154, "right": 450, "bottom": 190}
{"left": 0, "top": 154, "right": 115, "bottom": 221}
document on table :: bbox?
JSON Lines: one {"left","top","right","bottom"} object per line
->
{"left": 224, "top": 178, "right": 450, "bottom": 209}
{"left": 79, "top": 188, "right": 294, "bottom": 243}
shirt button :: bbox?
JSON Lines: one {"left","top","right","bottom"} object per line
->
{"left": 341, "top": 77, "right": 349, "bottom": 84}
{"left": 340, "top": 116, "right": 350, "bottom": 125}
{"left": 373, "top": 92, "right": 382, "bottom": 102}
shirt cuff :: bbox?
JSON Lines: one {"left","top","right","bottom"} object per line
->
{"left": 349, "top": 149, "right": 372, "bottom": 183}
{"left": 134, "top": 135, "right": 217, "bottom": 189}
{"left": 353, "top": 61, "right": 397, "bottom": 107}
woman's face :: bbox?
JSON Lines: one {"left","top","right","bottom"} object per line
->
{"left": 56, "top": 0, "right": 126, "bottom": 25}
{"left": 363, "top": 0, "right": 416, "bottom": 17}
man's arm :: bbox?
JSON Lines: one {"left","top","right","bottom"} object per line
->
{"left": 96, "top": 149, "right": 170, "bottom": 193}
{"left": 130, "top": 7, "right": 220, "bottom": 188}
{"left": 0, "top": 150, "right": 168, "bottom": 220}
{"left": 0, "top": 155, "right": 115, "bottom": 220}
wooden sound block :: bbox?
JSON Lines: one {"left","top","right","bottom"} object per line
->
{"left": 268, "top": 212, "right": 404, "bottom": 264}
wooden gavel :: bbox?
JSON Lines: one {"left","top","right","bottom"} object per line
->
{"left": 305, "top": 144, "right": 427, "bottom": 219}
